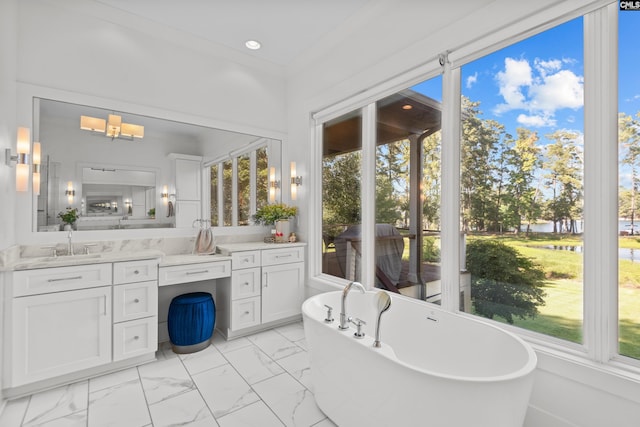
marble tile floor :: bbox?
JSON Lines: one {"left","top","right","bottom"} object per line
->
{"left": 0, "top": 322, "right": 337, "bottom": 427}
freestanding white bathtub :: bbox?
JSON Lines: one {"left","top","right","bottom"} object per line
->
{"left": 302, "top": 291, "right": 537, "bottom": 427}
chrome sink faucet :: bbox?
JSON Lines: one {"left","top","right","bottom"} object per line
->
{"left": 67, "top": 229, "right": 74, "bottom": 256}
{"left": 339, "top": 281, "right": 365, "bottom": 330}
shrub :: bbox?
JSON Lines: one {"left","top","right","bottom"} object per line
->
{"left": 466, "top": 239, "right": 546, "bottom": 324}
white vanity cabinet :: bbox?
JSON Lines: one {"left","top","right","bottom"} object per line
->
{"left": 217, "top": 244, "right": 305, "bottom": 338}
{"left": 112, "top": 259, "right": 159, "bottom": 361}
{"left": 8, "top": 264, "right": 113, "bottom": 387}
{"left": 5, "top": 258, "right": 160, "bottom": 395}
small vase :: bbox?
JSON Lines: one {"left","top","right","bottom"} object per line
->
{"left": 275, "top": 219, "right": 291, "bottom": 243}
{"left": 63, "top": 224, "right": 72, "bottom": 231}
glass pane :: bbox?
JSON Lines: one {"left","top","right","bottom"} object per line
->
{"left": 237, "top": 154, "right": 250, "bottom": 225}
{"left": 322, "top": 110, "right": 362, "bottom": 281}
{"left": 460, "top": 17, "right": 584, "bottom": 343}
{"left": 222, "top": 160, "right": 232, "bottom": 226}
{"left": 256, "top": 146, "right": 268, "bottom": 210}
{"left": 375, "top": 77, "right": 442, "bottom": 302}
{"left": 210, "top": 164, "right": 219, "bottom": 226}
{"left": 618, "top": 9, "right": 640, "bottom": 360}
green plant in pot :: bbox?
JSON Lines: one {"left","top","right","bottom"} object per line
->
{"left": 252, "top": 203, "right": 297, "bottom": 242}
{"left": 148, "top": 208, "right": 156, "bottom": 218}
{"left": 58, "top": 207, "right": 79, "bottom": 230}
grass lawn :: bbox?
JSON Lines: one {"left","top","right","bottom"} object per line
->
{"left": 466, "top": 233, "right": 640, "bottom": 359}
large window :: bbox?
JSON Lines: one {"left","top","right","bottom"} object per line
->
{"left": 460, "top": 18, "right": 584, "bottom": 343}
{"left": 315, "top": 4, "right": 640, "bottom": 373}
{"left": 374, "top": 80, "right": 442, "bottom": 301}
{"left": 322, "top": 110, "right": 362, "bottom": 281}
{"left": 618, "top": 9, "right": 640, "bottom": 360}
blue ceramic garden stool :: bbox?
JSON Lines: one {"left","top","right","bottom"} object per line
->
{"left": 168, "top": 292, "right": 215, "bottom": 354}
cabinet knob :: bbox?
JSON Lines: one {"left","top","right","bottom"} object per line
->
{"left": 244, "top": 311, "right": 250, "bottom": 315}
{"left": 134, "top": 298, "right": 140, "bottom": 303}
{"left": 243, "top": 282, "right": 249, "bottom": 286}
{"left": 134, "top": 270, "right": 140, "bottom": 275}
{"left": 134, "top": 335, "right": 139, "bottom": 340}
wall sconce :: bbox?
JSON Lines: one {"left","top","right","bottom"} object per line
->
{"left": 65, "top": 181, "right": 75, "bottom": 204}
{"left": 290, "top": 162, "right": 302, "bottom": 201}
{"left": 161, "top": 185, "right": 169, "bottom": 204}
{"left": 32, "top": 142, "right": 41, "bottom": 195}
{"left": 5, "top": 127, "right": 31, "bottom": 192}
{"left": 269, "top": 167, "right": 280, "bottom": 203}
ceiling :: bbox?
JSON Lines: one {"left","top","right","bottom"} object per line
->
{"left": 94, "top": 0, "right": 374, "bottom": 66}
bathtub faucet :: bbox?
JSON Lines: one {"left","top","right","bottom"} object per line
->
{"left": 339, "top": 281, "right": 365, "bottom": 330}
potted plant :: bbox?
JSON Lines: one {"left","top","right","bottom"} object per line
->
{"left": 58, "top": 207, "right": 79, "bottom": 231}
{"left": 148, "top": 208, "right": 156, "bottom": 218}
{"left": 252, "top": 203, "right": 298, "bottom": 242}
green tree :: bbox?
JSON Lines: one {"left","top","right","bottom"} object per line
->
{"left": 461, "top": 97, "right": 510, "bottom": 231}
{"left": 543, "top": 131, "right": 583, "bottom": 233}
{"left": 466, "top": 239, "right": 546, "bottom": 324}
{"left": 619, "top": 112, "right": 640, "bottom": 234}
{"left": 422, "top": 131, "right": 441, "bottom": 230}
{"left": 504, "top": 128, "right": 543, "bottom": 234}
{"left": 322, "top": 151, "right": 362, "bottom": 225}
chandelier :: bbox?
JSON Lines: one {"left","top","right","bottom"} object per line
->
{"left": 80, "top": 114, "right": 144, "bottom": 140}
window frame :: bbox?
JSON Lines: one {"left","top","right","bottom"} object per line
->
{"left": 310, "top": 0, "right": 640, "bottom": 376}
{"left": 205, "top": 139, "right": 277, "bottom": 227}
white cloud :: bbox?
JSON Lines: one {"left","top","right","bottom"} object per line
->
{"left": 494, "top": 58, "right": 532, "bottom": 114}
{"left": 466, "top": 72, "right": 478, "bottom": 89}
{"left": 517, "top": 113, "right": 556, "bottom": 127}
{"left": 529, "top": 70, "right": 583, "bottom": 112}
{"left": 534, "top": 58, "right": 562, "bottom": 77}
{"left": 492, "top": 56, "right": 583, "bottom": 128}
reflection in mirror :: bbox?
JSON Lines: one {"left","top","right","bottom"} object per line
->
{"left": 34, "top": 98, "right": 281, "bottom": 231}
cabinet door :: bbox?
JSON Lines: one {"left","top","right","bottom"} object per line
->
{"left": 261, "top": 262, "right": 304, "bottom": 324}
{"left": 113, "top": 281, "right": 158, "bottom": 323}
{"left": 175, "top": 200, "right": 201, "bottom": 228}
{"left": 175, "top": 158, "right": 201, "bottom": 201}
{"left": 11, "top": 287, "right": 112, "bottom": 386}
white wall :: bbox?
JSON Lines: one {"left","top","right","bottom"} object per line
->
{"left": 286, "top": 0, "right": 640, "bottom": 426}
{"left": 0, "top": 0, "right": 18, "bottom": 409}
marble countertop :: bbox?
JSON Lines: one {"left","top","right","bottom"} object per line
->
{"left": 10, "top": 250, "right": 166, "bottom": 270}
{"left": 5, "top": 240, "right": 305, "bottom": 271}
{"left": 216, "top": 241, "right": 306, "bottom": 255}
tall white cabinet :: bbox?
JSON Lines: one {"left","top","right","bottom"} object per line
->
{"left": 170, "top": 153, "right": 202, "bottom": 228}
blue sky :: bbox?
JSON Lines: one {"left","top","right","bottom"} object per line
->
{"left": 411, "top": 11, "right": 640, "bottom": 150}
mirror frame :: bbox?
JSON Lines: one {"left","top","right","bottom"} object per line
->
{"left": 16, "top": 83, "right": 286, "bottom": 245}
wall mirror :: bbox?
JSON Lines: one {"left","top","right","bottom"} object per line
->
{"left": 34, "top": 97, "right": 281, "bottom": 232}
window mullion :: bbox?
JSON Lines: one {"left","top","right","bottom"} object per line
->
{"left": 232, "top": 157, "right": 238, "bottom": 226}
{"left": 440, "top": 63, "right": 462, "bottom": 312}
{"left": 361, "top": 103, "right": 377, "bottom": 289}
{"left": 583, "top": 4, "right": 619, "bottom": 363}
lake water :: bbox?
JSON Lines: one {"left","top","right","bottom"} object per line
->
{"left": 537, "top": 244, "right": 640, "bottom": 263}
{"left": 521, "top": 221, "right": 639, "bottom": 234}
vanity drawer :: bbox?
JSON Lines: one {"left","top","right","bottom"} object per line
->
{"left": 231, "top": 251, "right": 261, "bottom": 270}
{"left": 113, "top": 259, "right": 159, "bottom": 285}
{"left": 113, "top": 281, "right": 158, "bottom": 323}
{"left": 231, "top": 267, "right": 261, "bottom": 300}
{"left": 230, "top": 296, "right": 261, "bottom": 330}
{"left": 12, "top": 264, "right": 112, "bottom": 297}
{"left": 261, "top": 247, "right": 304, "bottom": 266}
{"left": 113, "top": 317, "right": 158, "bottom": 361}
{"left": 158, "top": 260, "right": 231, "bottom": 286}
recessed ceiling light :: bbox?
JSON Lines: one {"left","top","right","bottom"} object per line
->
{"left": 245, "top": 40, "right": 261, "bottom": 50}
{"left": 402, "top": 104, "right": 413, "bottom": 110}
